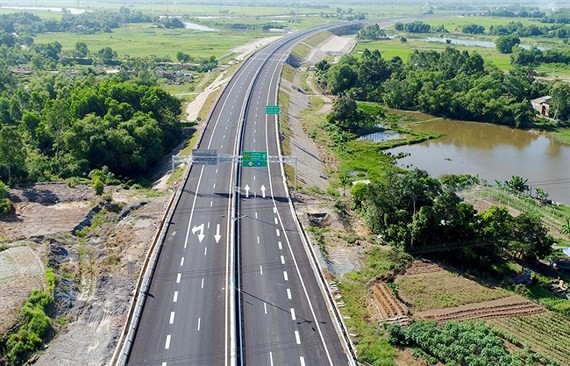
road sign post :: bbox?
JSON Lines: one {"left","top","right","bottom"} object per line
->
{"left": 265, "top": 105, "right": 281, "bottom": 114}
{"left": 242, "top": 151, "right": 267, "bottom": 168}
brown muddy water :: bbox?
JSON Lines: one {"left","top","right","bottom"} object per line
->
{"left": 388, "top": 120, "right": 570, "bottom": 204}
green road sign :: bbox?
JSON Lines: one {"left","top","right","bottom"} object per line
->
{"left": 265, "top": 105, "right": 281, "bottom": 115}
{"left": 242, "top": 151, "right": 267, "bottom": 168}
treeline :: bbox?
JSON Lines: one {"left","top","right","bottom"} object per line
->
{"left": 0, "top": 7, "right": 153, "bottom": 36}
{"left": 511, "top": 46, "right": 570, "bottom": 66}
{"left": 319, "top": 47, "right": 547, "bottom": 128}
{"left": 488, "top": 21, "right": 570, "bottom": 39}
{"left": 0, "top": 75, "right": 182, "bottom": 184}
{"left": 394, "top": 21, "right": 446, "bottom": 34}
{"left": 352, "top": 170, "right": 554, "bottom": 262}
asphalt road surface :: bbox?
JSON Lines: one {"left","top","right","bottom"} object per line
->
{"left": 127, "top": 25, "right": 352, "bottom": 366}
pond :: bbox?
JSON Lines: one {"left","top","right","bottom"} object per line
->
{"left": 387, "top": 120, "right": 570, "bottom": 204}
{"left": 184, "top": 21, "right": 218, "bottom": 32}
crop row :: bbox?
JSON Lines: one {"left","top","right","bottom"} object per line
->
{"left": 488, "top": 313, "right": 570, "bottom": 364}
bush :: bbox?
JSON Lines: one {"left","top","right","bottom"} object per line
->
{"left": 0, "top": 180, "right": 11, "bottom": 218}
{"left": 4, "top": 290, "right": 53, "bottom": 365}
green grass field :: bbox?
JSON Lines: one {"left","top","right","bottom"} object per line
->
{"left": 353, "top": 37, "right": 513, "bottom": 70}
{"left": 33, "top": 23, "right": 266, "bottom": 59}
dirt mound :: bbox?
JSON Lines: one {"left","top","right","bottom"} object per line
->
{"left": 368, "top": 282, "right": 410, "bottom": 326}
{"left": 415, "top": 295, "right": 546, "bottom": 322}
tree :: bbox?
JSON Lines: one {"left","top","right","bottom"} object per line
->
{"left": 509, "top": 213, "right": 554, "bottom": 259}
{"left": 97, "top": 47, "right": 118, "bottom": 65}
{"left": 326, "top": 59, "right": 358, "bottom": 94}
{"left": 479, "top": 206, "right": 513, "bottom": 250}
{"left": 504, "top": 176, "right": 529, "bottom": 194}
{"left": 461, "top": 24, "right": 485, "bottom": 34}
{"left": 550, "top": 81, "right": 570, "bottom": 122}
{"left": 0, "top": 126, "right": 25, "bottom": 183}
{"left": 496, "top": 34, "right": 521, "bottom": 54}
{"left": 74, "top": 42, "right": 89, "bottom": 58}
{"left": 176, "top": 51, "right": 191, "bottom": 63}
{"left": 328, "top": 94, "right": 360, "bottom": 130}
{"left": 0, "top": 179, "right": 10, "bottom": 218}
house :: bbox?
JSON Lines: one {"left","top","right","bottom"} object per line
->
{"left": 530, "top": 96, "right": 551, "bottom": 117}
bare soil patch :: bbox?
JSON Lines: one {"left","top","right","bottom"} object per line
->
{"left": 415, "top": 295, "right": 546, "bottom": 322}
{"left": 0, "top": 246, "right": 45, "bottom": 335}
{"left": 404, "top": 259, "right": 444, "bottom": 276}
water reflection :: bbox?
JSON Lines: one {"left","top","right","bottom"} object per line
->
{"left": 388, "top": 120, "right": 570, "bottom": 204}
{"left": 358, "top": 130, "right": 404, "bottom": 142}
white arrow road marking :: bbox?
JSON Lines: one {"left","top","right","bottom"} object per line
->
{"left": 192, "top": 224, "right": 205, "bottom": 243}
{"left": 244, "top": 184, "right": 250, "bottom": 198}
{"left": 260, "top": 185, "right": 267, "bottom": 198}
{"left": 214, "top": 224, "right": 221, "bottom": 243}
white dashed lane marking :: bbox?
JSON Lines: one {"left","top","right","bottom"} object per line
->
{"left": 291, "top": 308, "right": 296, "bottom": 320}
{"left": 274, "top": 217, "right": 278, "bottom": 225}
{"left": 281, "top": 255, "right": 285, "bottom": 265}
{"left": 169, "top": 312, "right": 175, "bottom": 324}
{"left": 176, "top": 273, "right": 181, "bottom": 283}
{"left": 165, "top": 334, "right": 171, "bottom": 349}
{"left": 295, "top": 331, "right": 301, "bottom": 344}
{"left": 264, "top": 302, "right": 268, "bottom": 314}
{"left": 283, "top": 271, "right": 288, "bottom": 281}
{"left": 204, "top": 247, "right": 208, "bottom": 256}
{"left": 173, "top": 291, "right": 178, "bottom": 303}
{"left": 260, "top": 265, "right": 263, "bottom": 275}
{"left": 278, "top": 241, "right": 282, "bottom": 250}
{"left": 201, "top": 278, "right": 204, "bottom": 288}
{"left": 276, "top": 229, "right": 280, "bottom": 237}
{"left": 197, "top": 318, "right": 201, "bottom": 331}
{"left": 287, "top": 288, "right": 292, "bottom": 300}
{"left": 180, "top": 257, "right": 184, "bottom": 267}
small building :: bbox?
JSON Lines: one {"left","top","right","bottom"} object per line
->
{"left": 530, "top": 96, "right": 551, "bottom": 117}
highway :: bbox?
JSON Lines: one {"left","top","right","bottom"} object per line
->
{"left": 126, "top": 25, "right": 352, "bottom": 366}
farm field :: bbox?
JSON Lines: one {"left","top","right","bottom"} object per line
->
{"left": 414, "top": 295, "right": 546, "bottom": 322}
{"left": 487, "top": 312, "right": 570, "bottom": 365}
{"left": 33, "top": 24, "right": 264, "bottom": 59}
{"left": 395, "top": 269, "right": 512, "bottom": 312}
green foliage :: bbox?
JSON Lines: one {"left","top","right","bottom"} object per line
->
{"left": 0, "top": 179, "right": 10, "bottom": 218}
{"left": 45, "top": 268, "right": 55, "bottom": 294}
{"left": 357, "top": 24, "right": 387, "bottom": 40}
{"left": 324, "top": 47, "right": 542, "bottom": 128}
{"left": 360, "top": 170, "right": 555, "bottom": 260}
{"left": 388, "top": 320, "right": 558, "bottom": 366}
{"left": 496, "top": 34, "right": 521, "bottom": 54}
{"left": 328, "top": 94, "right": 361, "bottom": 131}
{"left": 461, "top": 23, "right": 485, "bottom": 34}
{"left": 4, "top": 290, "right": 53, "bottom": 365}
{"left": 504, "top": 175, "right": 529, "bottom": 194}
